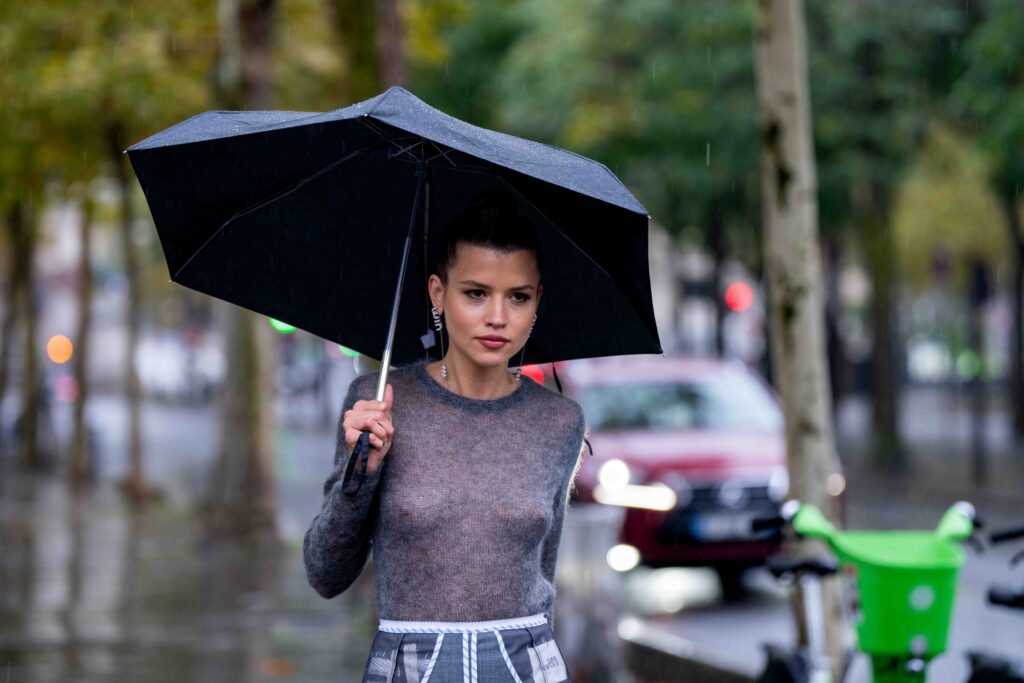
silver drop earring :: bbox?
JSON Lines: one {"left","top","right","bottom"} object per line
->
{"left": 514, "top": 314, "right": 538, "bottom": 382}
{"left": 431, "top": 306, "right": 447, "bottom": 378}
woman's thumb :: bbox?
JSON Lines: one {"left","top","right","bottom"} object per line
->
{"left": 384, "top": 383, "right": 393, "bottom": 406}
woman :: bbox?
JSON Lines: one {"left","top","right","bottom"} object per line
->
{"left": 303, "top": 188, "right": 587, "bottom": 683}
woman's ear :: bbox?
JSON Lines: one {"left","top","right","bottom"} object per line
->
{"left": 427, "top": 274, "right": 444, "bottom": 311}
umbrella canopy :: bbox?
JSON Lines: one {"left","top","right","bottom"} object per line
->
{"left": 126, "top": 86, "right": 662, "bottom": 367}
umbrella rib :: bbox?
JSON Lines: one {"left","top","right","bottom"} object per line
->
{"left": 172, "top": 146, "right": 368, "bottom": 280}
{"left": 361, "top": 119, "right": 459, "bottom": 169}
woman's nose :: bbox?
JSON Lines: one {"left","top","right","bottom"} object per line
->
{"left": 485, "top": 301, "right": 508, "bottom": 326}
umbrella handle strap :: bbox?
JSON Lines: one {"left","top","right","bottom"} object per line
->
{"left": 341, "top": 430, "right": 370, "bottom": 495}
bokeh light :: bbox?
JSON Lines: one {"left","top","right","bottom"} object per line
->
{"left": 724, "top": 282, "right": 754, "bottom": 312}
{"left": 47, "top": 335, "right": 74, "bottom": 364}
{"left": 53, "top": 374, "right": 79, "bottom": 403}
{"left": 521, "top": 364, "right": 544, "bottom": 383}
{"left": 269, "top": 318, "right": 296, "bottom": 334}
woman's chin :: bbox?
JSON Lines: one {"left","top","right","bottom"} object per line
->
{"left": 454, "top": 346, "right": 512, "bottom": 369}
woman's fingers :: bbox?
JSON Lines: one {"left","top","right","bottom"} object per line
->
{"left": 345, "top": 430, "right": 387, "bottom": 454}
{"left": 345, "top": 423, "right": 387, "bottom": 449}
{"left": 342, "top": 385, "right": 395, "bottom": 462}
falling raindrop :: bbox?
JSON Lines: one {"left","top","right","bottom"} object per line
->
{"left": 706, "top": 143, "right": 711, "bottom": 167}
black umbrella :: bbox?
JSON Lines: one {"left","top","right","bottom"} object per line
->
{"left": 126, "top": 85, "right": 662, "bottom": 492}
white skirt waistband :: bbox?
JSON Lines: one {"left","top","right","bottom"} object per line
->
{"left": 378, "top": 612, "right": 548, "bottom": 633}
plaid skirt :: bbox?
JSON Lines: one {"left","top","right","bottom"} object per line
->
{"left": 360, "top": 613, "right": 571, "bottom": 683}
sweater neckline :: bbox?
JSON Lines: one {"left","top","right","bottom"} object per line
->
{"left": 413, "top": 361, "right": 530, "bottom": 412}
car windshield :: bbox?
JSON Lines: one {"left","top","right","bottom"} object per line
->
{"left": 580, "top": 375, "right": 783, "bottom": 432}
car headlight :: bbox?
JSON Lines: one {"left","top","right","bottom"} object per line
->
{"left": 768, "top": 467, "right": 789, "bottom": 502}
{"left": 598, "top": 459, "right": 631, "bottom": 491}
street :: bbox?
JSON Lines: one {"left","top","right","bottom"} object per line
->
{"left": 2, "top": 378, "right": 1022, "bottom": 682}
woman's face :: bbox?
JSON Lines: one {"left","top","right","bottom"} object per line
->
{"left": 428, "top": 242, "right": 542, "bottom": 371}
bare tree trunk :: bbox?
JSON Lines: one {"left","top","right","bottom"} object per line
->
{"left": 753, "top": 0, "right": 847, "bottom": 677}
{"left": 0, "top": 207, "right": 24, "bottom": 406}
{"left": 708, "top": 207, "right": 726, "bottom": 356}
{"left": 11, "top": 202, "right": 45, "bottom": 470}
{"left": 204, "top": 0, "right": 279, "bottom": 542}
{"left": 863, "top": 180, "right": 903, "bottom": 465}
{"left": 69, "top": 194, "right": 96, "bottom": 485}
{"left": 376, "top": 0, "right": 405, "bottom": 87}
{"left": 1000, "top": 194, "right": 1024, "bottom": 441}
{"left": 107, "top": 124, "right": 149, "bottom": 502}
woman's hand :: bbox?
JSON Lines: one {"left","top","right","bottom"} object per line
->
{"left": 342, "top": 383, "right": 394, "bottom": 476}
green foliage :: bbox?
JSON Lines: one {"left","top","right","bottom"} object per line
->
{"left": 951, "top": 0, "right": 1024, "bottom": 207}
{"left": 805, "top": 0, "right": 967, "bottom": 228}
{"left": 414, "top": 0, "right": 762, "bottom": 264}
{"left": 0, "top": 0, "right": 216, "bottom": 209}
{"left": 893, "top": 123, "right": 1007, "bottom": 289}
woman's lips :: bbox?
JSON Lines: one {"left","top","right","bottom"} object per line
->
{"left": 477, "top": 337, "right": 508, "bottom": 349}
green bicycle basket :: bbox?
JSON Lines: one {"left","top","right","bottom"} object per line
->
{"left": 832, "top": 530, "right": 964, "bottom": 657}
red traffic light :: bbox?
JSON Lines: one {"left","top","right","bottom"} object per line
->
{"left": 724, "top": 282, "right": 754, "bottom": 312}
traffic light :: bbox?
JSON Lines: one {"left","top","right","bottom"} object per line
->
{"left": 724, "top": 282, "right": 754, "bottom": 313}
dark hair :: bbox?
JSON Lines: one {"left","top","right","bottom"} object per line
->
{"left": 434, "top": 188, "right": 543, "bottom": 284}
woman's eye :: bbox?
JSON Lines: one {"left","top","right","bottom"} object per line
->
{"left": 465, "top": 289, "right": 485, "bottom": 299}
{"left": 512, "top": 292, "right": 531, "bottom": 303}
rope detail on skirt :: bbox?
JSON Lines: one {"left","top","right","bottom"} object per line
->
{"left": 361, "top": 613, "right": 569, "bottom": 683}
{"left": 378, "top": 613, "right": 547, "bottom": 634}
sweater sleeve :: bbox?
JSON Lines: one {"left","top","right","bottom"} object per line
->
{"left": 303, "top": 373, "right": 384, "bottom": 599}
{"left": 539, "top": 401, "right": 588, "bottom": 627}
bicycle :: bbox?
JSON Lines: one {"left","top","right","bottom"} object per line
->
{"left": 752, "top": 499, "right": 981, "bottom": 683}
{"left": 965, "top": 523, "right": 1024, "bottom": 683}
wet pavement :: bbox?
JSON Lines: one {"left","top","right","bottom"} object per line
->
{"left": 2, "top": 381, "right": 1022, "bottom": 682}
{"left": 0, "top": 466, "right": 379, "bottom": 683}
{"left": 0, "top": 378, "right": 626, "bottom": 682}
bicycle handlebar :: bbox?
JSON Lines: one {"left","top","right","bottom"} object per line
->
{"left": 991, "top": 525, "right": 1024, "bottom": 545}
{"left": 988, "top": 585, "right": 1024, "bottom": 610}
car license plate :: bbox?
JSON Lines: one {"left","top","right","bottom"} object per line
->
{"left": 691, "top": 512, "right": 755, "bottom": 541}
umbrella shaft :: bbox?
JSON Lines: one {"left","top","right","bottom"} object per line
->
{"left": 376, "top": 232, "right": 413, "bottom": 400}
{"left": 374, "top": 168, "right": 426, "bottom": 401}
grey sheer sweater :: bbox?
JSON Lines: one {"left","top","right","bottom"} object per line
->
{"left": 303, "top": 360, "right": 586, "bottom": 627}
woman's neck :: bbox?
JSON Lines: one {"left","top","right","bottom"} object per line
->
{"left": 429, "top": 353, "right": 517, "bottom": 400}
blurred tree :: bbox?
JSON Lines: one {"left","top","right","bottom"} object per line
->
{"left": 69, "top": 189, "right": 96, "bottom": 483}
{"left": 805, "top": 0, "right": 965, "bottom": 465}
{"left": 324, "top": 0, "right": 381, "bottom": 101}
{"left": 754, "top": 0, "right": 845, "bottom": 673}
{"left": 951, "top": 0, "right": 1024, "bottom": 441}
{"left": 0, "top": 2, "right": 80, "bottom": 469}
{"left": 203, "top": 0, "right": 280, "bottom": 542}
{"left": 35, "top": 0, "right": 215, "bottom": 492}
{"left": 893, "top": 124, "right": 1006, "bottom": 290}
{"left": 416, "top": 0, "right": 761, "bottom": 356}
{"left": 322, "top": 0, "right": 461, "bottom": 106}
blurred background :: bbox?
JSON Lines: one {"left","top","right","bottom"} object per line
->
{"left": 1, "top": 1, "right": 1022, "bottom": 681}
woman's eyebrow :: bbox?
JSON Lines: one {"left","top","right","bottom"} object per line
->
{"left": 459, "top": 279, "right": 535, "bottom": 291}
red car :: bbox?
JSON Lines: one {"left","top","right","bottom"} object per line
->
{"left": 558, "top": 355, "right": 833, "bottom": 595}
